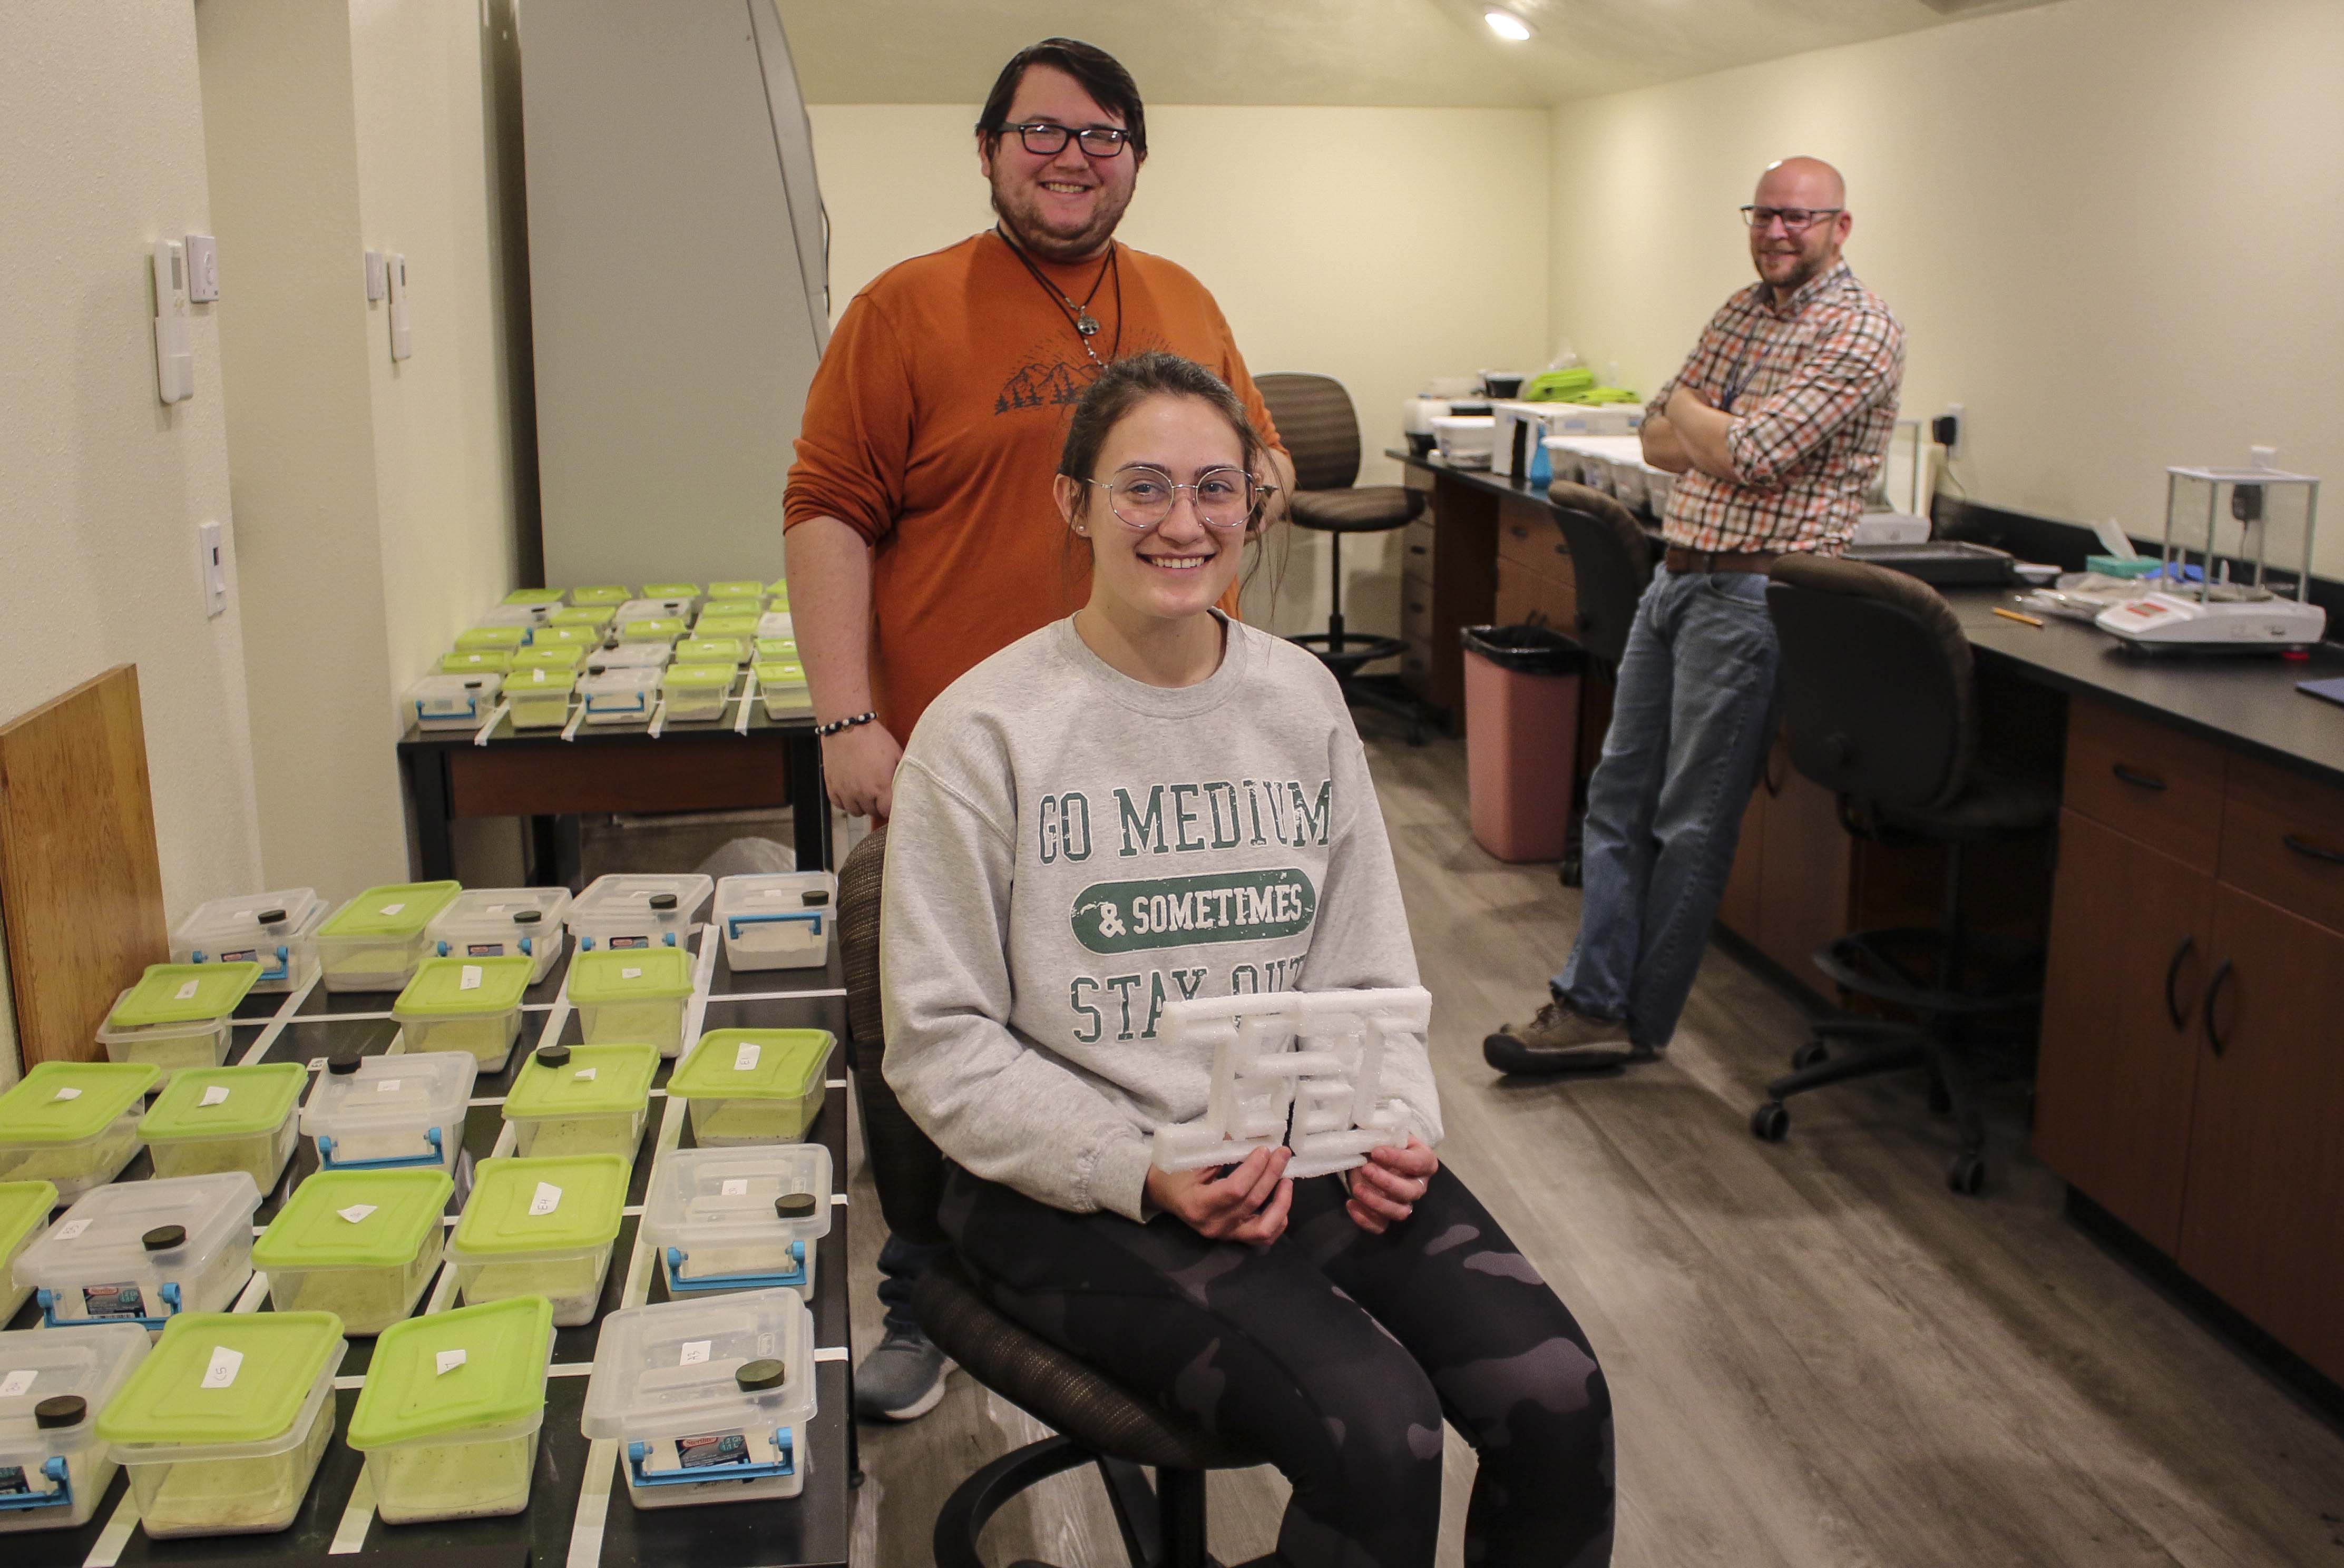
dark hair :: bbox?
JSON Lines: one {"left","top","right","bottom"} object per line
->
{"left": 977, "top": 38, "right": 1148, "bottom": 163}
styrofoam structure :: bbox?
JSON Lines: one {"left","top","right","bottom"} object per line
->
{"left": 1149, "top": 987, "right": 1430, "bottom": 1180}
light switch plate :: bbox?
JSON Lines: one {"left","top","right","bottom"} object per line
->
{"left": 152, "top": 240, "right": 193, "bottom": 405}
{"left": 387, "top": 252, "right": 411, "bottom": 360}
{"left": 365, "top": 249, "right": 386, "bottom": 302}
{"left": 198, "top": 521, "right": 227, "bottom": 618}
{"left": 184, "top": 234, "right": 219, "bottom": 302}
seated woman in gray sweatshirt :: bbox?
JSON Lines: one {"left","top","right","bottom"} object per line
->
{"left": 881, "top": 351, "right": 1614, "bottom": 1568}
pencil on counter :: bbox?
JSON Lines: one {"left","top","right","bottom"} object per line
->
{"left": 1993, "top": 606, "right": 2045, "bottom": 628}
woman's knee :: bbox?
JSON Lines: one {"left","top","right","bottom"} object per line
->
{"left": 1433, "top": 1321, "right": 1612, "bottom": 1469}
{"left": 1288, "top": 1351, "right": 1447, "bottom": 1515}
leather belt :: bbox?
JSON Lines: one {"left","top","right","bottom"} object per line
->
{"left": 1665, "top": 545, "right": 1779, "bottom": 575}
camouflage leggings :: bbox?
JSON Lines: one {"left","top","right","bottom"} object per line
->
{"left": 940, "top": 1163, "right": 1614, "bottom": 1568}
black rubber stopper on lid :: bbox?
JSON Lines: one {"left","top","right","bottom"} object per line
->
{"left": 513, "top": 908, "right": 542, "bottom": 924}
{"left": 650, "top": 893, "right": 678, "bottom": 910}
{"left": 142, "top": 1224, "right": 187, "bottom": 1251}
{"left": 328, "top": 1052, "right": 364, "bottom": 1075}
{"left": 734, "top": 1358, "right": 787, "bottom": 1391}
{"left": 588, "top": 664, "right": 607, "bottom": 675}
{"left": 774, "top": 1192, "right": 818, "bottom": 1220}
{"left": 536, "top": 1044, "right": 571, "bottom": 1069}
{"left": 256, "top": 908, "right": 288, "bottom": 924}
{"left": 801, "top": 890, "right": 829, "bottom": 907}
{"left": 34, "top": 1395, "right": 87, "bottom": 1430}
{"left": 464, "top": 679, "right": 484, "bottom": 690}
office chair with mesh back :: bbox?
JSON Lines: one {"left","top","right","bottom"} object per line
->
{"left": 838, "top": 826, "right": 1265, "bottom": 1568}
{"left": 1255, "top": 373, "right": 1430, "bottom": 743}
{"left": 1751, "top": 555, "right": 2057, "bottom": 1194}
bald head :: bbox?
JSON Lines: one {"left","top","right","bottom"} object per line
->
{"left": 1757, "top": 156, "right": 1845, "bottom": 210}
{"left": 1747, "top": 155, "right": 1851, "bottom": 301}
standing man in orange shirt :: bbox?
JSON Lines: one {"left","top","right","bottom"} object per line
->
{"left": 783, "top": 36, "right": 1288, "bottom": 1423}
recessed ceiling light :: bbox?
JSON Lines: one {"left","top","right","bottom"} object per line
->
{"left": 1485, "top": 8, "right": 1532, "bottom": 41}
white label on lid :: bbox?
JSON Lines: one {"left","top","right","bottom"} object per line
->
{"left": 460, "top": 964, "right": 483, "bottom": 991}
{"left": 720, "top": 1178, "right": 749, "bottom": 1197}
{"left": 174, "top": 979, "right": 201, "bottom": 1002}
{"left": 679, "top": 1340, "right": 711, "bottom": 1367}
{"left": 484, "top": 905, "right": 507, "bottom": 916}
{"left": 435, "top": 1349, "right": 467, "bottom": 1376}
{"left": 54, "top": 1218, "right": 93, "bottom": 1242}
{"left": 529, "top": 1182, "right": 562, "bottom": 1216}
{"left": 762, "top": 889, "right": 787, "bottom": 899}
{"left": 337, "top": 1204, "right": 377, "bottom": 1224}
{"left": 202, "top": 1346, "right": 244, "bottom": 1389}
{"left": 621, "top": 967, "right": 642, "bottom": 980}
{"left": 0, "top": 1370, "right": 35, "bottom": 1399}
{"left": 734, "top": 1042, "right": 761, "bottom": 1072}
{"left": 573, "top": 1068, "right": 597, "bottom": 1081}
{"left": 51, "top": 1087, "right": 81, "bottom": 1102}
{"left": 379, "top": 903, "right": 406, "bottom": 916}
{"left": 199, "top": 1085, "right": 231, "bottom": 1108}
{"left": 376, "top": 1080, "right": 402, "bottom": 1093}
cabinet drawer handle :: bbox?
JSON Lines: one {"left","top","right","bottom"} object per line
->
{"left": 2111, "top": 763, "right": 2167, "bottom": 791}
{"left": 2203, "top": 957, "right": 2234, "bottom": 1056}
{"left": 2163, "top": 934, "right": 2194, "bottom": 1031}
{"left": 2281, "top": 832, "right": 2344, "bottom": 866}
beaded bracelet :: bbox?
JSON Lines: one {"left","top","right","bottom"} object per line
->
{"left": 815, "top": 710, "right": 878, "bottom": 739}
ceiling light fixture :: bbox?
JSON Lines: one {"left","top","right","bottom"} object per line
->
{"left": 1484, "top": 8, "right": 1532, "bottom": 41}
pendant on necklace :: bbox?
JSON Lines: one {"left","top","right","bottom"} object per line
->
{"left": 1075, "top": 314, "right": 1100, "bottom": 337}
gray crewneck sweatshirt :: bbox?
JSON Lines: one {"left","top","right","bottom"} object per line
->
{"left": 880, "top": 614, "right": 1441, "bottom": 1223}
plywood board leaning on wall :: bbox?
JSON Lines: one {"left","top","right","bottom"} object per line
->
{"left": 0, "top": 666, "right": 168, "bottom": 1072}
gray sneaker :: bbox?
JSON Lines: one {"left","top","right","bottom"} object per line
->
{"left": 854, "top": 1326, "right": 955, "bottom": 1422}
{"left": 1483, "top": 1001, "right": 1657, "bottom": 1075}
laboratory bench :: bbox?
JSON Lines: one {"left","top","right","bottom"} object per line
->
{"left": 1394, "top": 447, "right": 2344, "bottom": 1397}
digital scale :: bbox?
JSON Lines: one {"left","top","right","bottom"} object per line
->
{"left": 2097, "top": 454, "right": 2327, "bottom": 652}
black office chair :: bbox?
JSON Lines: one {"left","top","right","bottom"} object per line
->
{"left": 1542, "top": 480, "right": 1658, "bottom": 885}
{"left": 1750, "top": 555, "right": 2057, "bottom": 1194}
{"left": 1257, "top": 373, "right": 1430, "bottom": 743}
{"left": 838, "top": 827, "right": 1263, "bottom": 1568}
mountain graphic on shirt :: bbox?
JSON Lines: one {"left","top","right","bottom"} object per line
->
{"left": 996, "top": 360, "right": 1091, "bottom": 414}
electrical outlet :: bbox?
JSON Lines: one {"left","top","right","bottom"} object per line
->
{"left": 198, "top": 521, "right": 227, "bottom": 618}
{"left": 184, "top": 234, "right": 219, "bottom": 302}
{"left": 1935, "top": 403, "right": 1964, "bottom": 457}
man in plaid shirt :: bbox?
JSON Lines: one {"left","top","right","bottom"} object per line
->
{"left": 1487, "top": 155, "right": 1905, "bottom": 1073}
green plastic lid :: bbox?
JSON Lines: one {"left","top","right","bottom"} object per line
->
{"left": 702, "top": 599, "right": 762, "bottom": 620}
{"left": 621, "top": 616, "right": 686, "bottom": 639}
{"left": 568, "top": 585, "right": 630, "bottom": 606}
{"left": 547, "top": 606, "right": 613, "bottom": 629}
{"left": 754, "top": 660, "right": 807, "bottom": 687}
{"left": 96, "top": 1312, "right": 343, "bottom": 1447}
{"left": 108, "top": 962, "right": 263, "bottom": 1028}
{"left": 393, "top": 955, "right": 533, "bottom": 1017}
{"left": 503, "top": 589, "right": 565, "bottom": 607}
{"left": 441, "top": 649, "right": 511, "bottom": 674}
{"left": 511, "top": 644, "right": 585, "bottom": 671}
{"left": 663, "top": 663, "right": 734, "bottom": 693}
{"left": 138, "top": 1062, "right": 306, "bottom": 1142}
{"left": 0, "top": 1180, "right": 58, "bottom": 1254}
{"left": 693, "top": 614, "right": 759, "bottom": 638}
{"left": 708, "top": 580, "right": 763, "bottom": 600}
{"left": 0, "top": 1062, "right": 160, "bottom": 1143}
{"left": 566, "top": 947, "right": 692, "bottom": 1004}
{"left": 643, "top": 582, "right": 699, "bottom": 598}
{"left": 321, "top": 882, "right": 461, "bottom": 939}
{"left": 452, "top": 1154, "right": 628, "bottom": 1256}
{"left": 509, "top": 666, "right": 579, "bottom": 697}
{"left": 455, "top": 625, "right": 527, "bottom": 652}
{"left": 252, "top": 1167, "right": 453, "bottom": 1270}
{"left": 504, "top": 1042, "right": 658, "bottom": 1121}
{"left": 347, "top": 1295, "right": 552, "bottom": 1449}
{"left": 537, "top": 625, "right": 605, "bottom": 648}
{"left": 671, "top": 1030, "right": 836, "bottom": 1102}
{"left": 675, "top": 638, "right": 745, "bottom": 665}
{"left": 765, "top": 580, "right": 789, "bottom": 601}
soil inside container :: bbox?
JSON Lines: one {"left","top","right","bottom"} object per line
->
{"left": 370, "top": 1432, "right": 538, "bottom": 1524}
{"left": 1, "top": 1121, "right": 140, "bottom": 1192}
{"left": 132, "top": 1404, "right": 334, "bottom": 1537}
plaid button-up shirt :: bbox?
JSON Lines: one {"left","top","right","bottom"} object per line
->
{"left": 1649, "top": 261, "right": 1905, "bottom": 555}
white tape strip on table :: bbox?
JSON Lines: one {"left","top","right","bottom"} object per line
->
{"left": 232, "top": 972, "right": 323, "bottom": 1066}
{"left": 473, "top": 702, "right": 510, "bottom": 746}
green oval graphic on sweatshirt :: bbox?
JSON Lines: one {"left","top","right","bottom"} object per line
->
{"left": 1071, "top": 869, "right": 1317, "bottom": 954}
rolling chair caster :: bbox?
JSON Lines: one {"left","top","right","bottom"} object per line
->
{"left": 1945, "top": 1149, "right": 1987, "bottom": 1195}
{"left": 1558, "top": 850, "right": 1582, "bottom": 889}
{"left": 1750, "top": 1101, "right": 1790, "bottom": 1142}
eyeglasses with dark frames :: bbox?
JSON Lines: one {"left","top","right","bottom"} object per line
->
{"left": 988, "top": 120, "right": 1133, "bottom": 159}
{"left": 1072, "top": 465, "right": 1272, "bottom": 532}
{"left": 1740, "top": 205, "right": 1843, "bottom": 232}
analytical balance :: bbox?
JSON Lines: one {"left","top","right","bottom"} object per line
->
{"left": 2096, "top": 454, "right": 2326, "bottom": 651}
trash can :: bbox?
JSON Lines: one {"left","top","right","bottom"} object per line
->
{"left": 1460, "top": 625, "right": 1586, "bottom": 864}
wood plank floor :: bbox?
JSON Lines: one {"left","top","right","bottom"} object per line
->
{"left": 845, "top": 732, "right": 2344, "bottom": 1566}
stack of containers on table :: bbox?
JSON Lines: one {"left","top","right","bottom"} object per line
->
{"left": 171, "top": 888, "right": 327, "bottom": 991}
{"left": 94, "top": 962, "right": 260, "bottom": 1086}
{"left": 301, "top": 1049, "right": 477, "bottom": 1175}
{"left": 0, "top": 1063, "right": 159, "bottom": 1198}
{"left": 135, "top": 1063, "right": 306, "bottom": 1188}
{"left": 16, "top": 1172, "right": 260, "bottom": 1331}
{"left": 316, "top": 880, "right": 461, "bottom": 991}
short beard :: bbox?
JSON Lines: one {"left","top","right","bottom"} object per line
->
{"left": 989, "top": 164, "right": 1129, "bottom": 264}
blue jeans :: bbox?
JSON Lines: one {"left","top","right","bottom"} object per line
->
{"left": 1554, "top": 570, "right": 1782, "bottom": 1045}
{"left": 876, "top": 1231, "right": 949, "bottom": 1339}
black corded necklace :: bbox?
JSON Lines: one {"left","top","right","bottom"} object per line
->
{"left": 995, "top": 224, "right": 1123, "bottom": 369}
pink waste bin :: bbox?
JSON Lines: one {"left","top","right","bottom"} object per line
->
{"left": 1461, "top": 625, "right": 1585, "bottom": 863}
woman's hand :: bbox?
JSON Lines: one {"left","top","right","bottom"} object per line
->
{"left": 1345, "top": 1137, "right": 1437, "bottom": 1234}
{"left": 1145, "top": 1145, "right": 1293, "bottom": 1247}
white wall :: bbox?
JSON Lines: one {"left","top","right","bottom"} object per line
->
{"left": 809, "top": 104, "right": 1551, "bottom": 635}
{"left": 1547, "top": 0, "right": 2344, "bottom": 575}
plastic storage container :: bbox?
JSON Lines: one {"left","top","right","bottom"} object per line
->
{"left": 252, "top": 1166, "right": 452, "bottom": 1334}
{"left": 546, "top": 605, "right": 613, "bottom": 632}
{"left": 642, "top": 581, "right": 700, "bottom": 605}
{"left": 0, "top": 1063, "right": 158, "bottom": 1199}
{"left": 502, "top": 586, "right": 567, "bottom": 615}
{"left": 568, "top": 948, "right": 695, "bottom": 1058}
{"left": 592, "top": 640, "right": 672, "bottom": 669}
{"left": 754, "top": 660, "right": 811, "bottom": 719}
{"left": 502, "top": 1043, "right": 658, "bottom": 1159}
{"left": 1432, "top": 414, "right": 1496, "bottom": 467}
{"left": 439, "top": 648, "right": 511, "bottom": 677}
{"left": 691, "top": 613, "right": 759, "bottom": 640}
{"left": 1459, "top": 626, "right": 1585, "bottom": 864}
{"left": 569, "top": 585, "right": 630, "bottom": 607}
{"left": 171, "top": 889, "right": 327, "bottom": 993}
{"left": 448, "top": 1154, "right": 627, "bottom": 1326}
{"left": 96, "top": 1311, "right": 345, "bottom": 1537}
{"left": 429, "top": 886, "right": 572, "bottom": 983}
{"left": 643, "top": 1145, "right": 833, "bottom": 1300}
{"left": 582, "top": 1288, "right": 815, "bottom": 1508}
{"left": 581, "top": 663, "right": 662, "bottom": 723}
{"left": 392, "top": 956, "right": 533, "bottom": 1072}
{"left": 669, "top": 1031, "right": 835, "bottom": 1145}
{"left": 405, "top": 673, "right": 503, "bottom": 731}
{"left": 505, "top": 666, "right": 577, "bottom": 730}
{"left": 661, "top": 663, "right": 735, "bottom": 723}
{"left": 136, "top": 1064, "right": 306, "bottom": 1189}
{"left": 455, "top": 625, "right": 528, "bottom": 656}
{"left": 301, "top": 1049, "right": 477, "bottom": 1175}
{"left": 713, "top": 872, "right": 835, "bottom": 971}
{"left": 535, "top": 623, "right": 607, "bottom": 651}
{"left": 571, "top": 872, "right": 711, "bottom": 952}
{"left": 700, "top": 599, "right": 763, "bottom": 623}
{"left": 708, "top": 579, "right": 764, "bottom": 602}
{"left": 318, "top": 881, "right": 463, "bottom": 993}
{"left": 0, "top": 1322, "right": 150, "bottom": 1533}
{"left": 95, "top": 962, "right": 261, "bottom": 1086}
{"left": 753, "top": 635, "right": 798, "bottom": 661}
{"left": 473, "top": 605, "right": 546, "bottom": 636}
{"left": 347, "top": 1293, "right": 553, "bottom": 1524}
{"left": 0, "top": 1180, "right": 57, "bottom": 1325}
{"left": 18, "top": 1172, "right": 260, "bottom": 1331}
{"left": 765, "top": 579, "right": 789, "bottom": 605}
{"left": 510, "top": 642, "right": 586, "bottom": 672}
{"left": 619, "top": 594, "right": 692, "bottom": 621}
{"left": 675, "top": 636, "right": 748, "bottom": 667}
{"left": 619, "top": 615, "right": 687, "bottom": 645}
{"left": 757, "top": 610, "right": 795, "bottom": 639}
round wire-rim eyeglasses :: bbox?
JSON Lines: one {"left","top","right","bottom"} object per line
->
{"left": 1072, "top": 466, "right": 1274, "bottom": 532}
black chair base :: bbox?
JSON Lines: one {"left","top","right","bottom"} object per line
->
{"left": 937, "top": 1437, "right": 1216, "bottom": 1568}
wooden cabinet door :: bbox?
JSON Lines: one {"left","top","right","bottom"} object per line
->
{"left": 2031, "top": 810, "right": 2213, "bottom": 1255}
{"left": 2178, "top": 885, "right": 2344, "bottom": 1385}
{"left": 1752, "top": 761, "right": 1853, "bottom": 993}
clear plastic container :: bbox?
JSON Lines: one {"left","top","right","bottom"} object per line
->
{"left": 0, "top": 1180, "right": 57, "bottom": 1325}
{"left": 700, "top": 598, "right": 763, "bottom": 622}
{"left": 568, "top": 585, "right": 631, "bottom": 609}
{"left": 582, "top": 1288, "right": 815, "bottom": 1508}
{"left": 757, "top": 610, "right": 795, "bottom": 639}
{"left": 753, "top": 635, "right": 798, "bottom": 662}
{"left": 661, "top": 663, "right": 735, "bottom": 723}
{"left": 765, "top": 579, "right": 789, "bottom": 606}
{"left": 570, "top": 872, "right": 710, "bottom": 952}
{"left": 707, "top": 579, "right": 765, "bottom": 602}
{"left": 455, "top": 625, "right": 528, "bottom": 655}
{"left": 568, "top": 948, "right": 695, "bottom": 1059}
{"left": 754, "top": 660, "right": 811, "bottom": 719}
{"left": 439, "top": 648, "right": 511, "bottom": 678}
{"left": 429, "top": 887, "right": 572, "bottom": 984}
{"left": 510, "top": 642, "right": 586, "bottom": 672}
{"left": 448, "top": 1154, "right": 627, "bottom": 1326}
{"left": 641, "top": 582, "right": 700, "bottom": 607}
{"left": 616, "top": 594, "right": 690, "bottom": 622}
{"left": 669, "top": 1031, "right": 835, "bottom": 1145}
{"left": 643, "top": 1145, "right": 832, "bottom": 1300}
{"left": 714, "top": 871, "right": 835, "bottom": 971}
{"left": 545, "top": 606, "right": 613, "bottom": 632}
{"left": 407, "top": 673, "right": 503, "bottom": 732}
{"left": 581, "top": 663, "right": 662, "bottom": 723}
{"left": 691, "top": 613, "right": 759, "bottom": 641}
{"left": 590, "top": 640, "right": 671, "bottom": 668}
{"left": 252, "top": 1166, "right": 452, "bottom": 1335}
{"left": 136, "top": 1064, "right": 306, "bottom": 1190}
{"left": 96, "top": 1311, "right": 345, "bottom": 1537}
{"left": 0, "top": 1322, "right": 150, "bottom": 1533}
{"left": 171, "top": 889, "right": 328, "bottom": 993}
{"left": 94, "top": 962, "right": 261, "bottom": 1087}
{"left": 502, "top": 1043, "right": 657, "bottom": 1159}
{"left": 347, "top": 1293, "right": 552, "bottom": 1524}
{"left": 501, "top": 586, "right": 567, "bottom": 616}
{"left": 505, "top": 666, "right": 577, "bottom": 730}
{"left": 675, "top": 636, "right": 748, "bottom": 667}
{"left": 392, "top": 956, "right": 533, "bottom": 1073}
{"left": 0, "top": 1062, "right": 160, "bottom": 1199}
{"left": 317, "top": 881, "right": 462, "bottom": 993}
{"left": 17, "top": 1172, "right": 260, "bottom": 1332}
{"left": 301, "top": 1050, "right": 477, "bottom": 1175}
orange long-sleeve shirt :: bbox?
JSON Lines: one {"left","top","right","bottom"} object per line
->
{"left": 783, "top": 231, "right": 1282, "bottom": 743}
